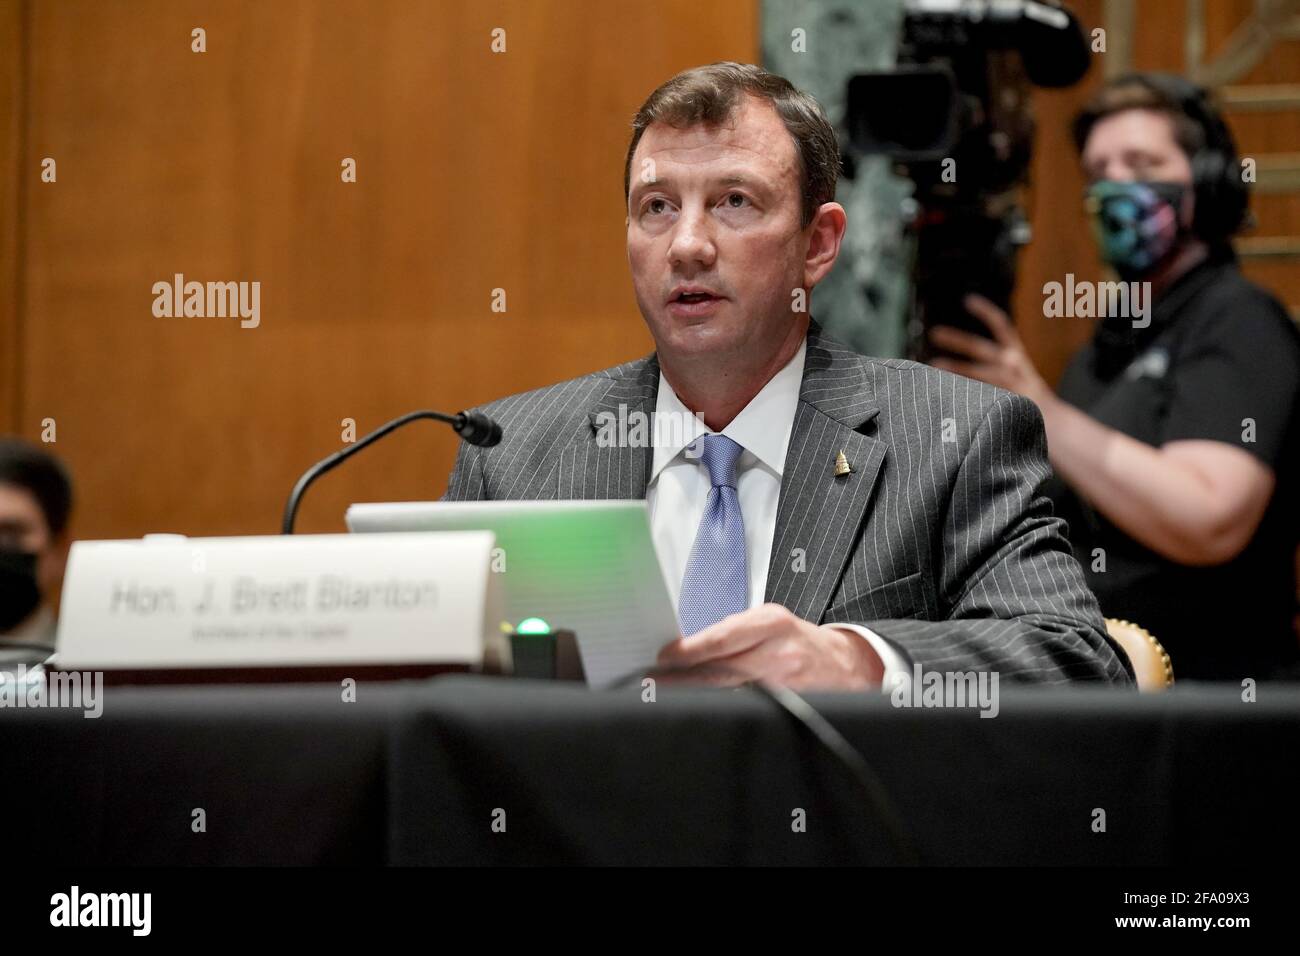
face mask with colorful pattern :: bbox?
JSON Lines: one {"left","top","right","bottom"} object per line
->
{"left": 1085, "top": 180, "right": 1187, "bottom": 278}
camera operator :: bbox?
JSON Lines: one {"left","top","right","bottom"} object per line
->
{"left": 927, "top": 72, "right": 1300, "bottom": 681}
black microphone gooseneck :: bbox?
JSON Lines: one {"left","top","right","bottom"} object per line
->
{"left": 281, "top": 409, "right": 502, "bottom": 534}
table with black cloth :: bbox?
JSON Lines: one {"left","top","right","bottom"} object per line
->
{"left": 3, "top": 675, "right": 1297, "bottom": 865}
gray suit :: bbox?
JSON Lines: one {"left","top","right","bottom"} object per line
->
{"left": 445, "top": 322, "right": 1133, "bottom": 685}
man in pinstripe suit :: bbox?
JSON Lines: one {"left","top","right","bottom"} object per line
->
{"left": 446, "top": 63, "right": 1133, "bottom": 690}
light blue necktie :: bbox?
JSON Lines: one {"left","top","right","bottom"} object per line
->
{"left": 677, "top": 433, "right": 748, "bottom": 636}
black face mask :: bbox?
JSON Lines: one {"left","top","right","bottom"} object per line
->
{"left": 0, "top": 547, "right": 42, "bottom": 631}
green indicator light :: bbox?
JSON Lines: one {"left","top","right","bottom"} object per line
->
{"left": 516, "top": 617, "right": 552, "bottom": 636}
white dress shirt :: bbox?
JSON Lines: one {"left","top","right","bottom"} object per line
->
{"left": 645, "top": 338, "right": 906, "bottom": 689}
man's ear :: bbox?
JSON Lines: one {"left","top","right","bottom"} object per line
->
{"left": 803, "top": 202, "right": 847, "bottom": 288}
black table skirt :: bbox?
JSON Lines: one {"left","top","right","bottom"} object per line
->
{"left": 3, "top": 675, "right": 1297, "bottom": 865}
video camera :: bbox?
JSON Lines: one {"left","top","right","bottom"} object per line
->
{"left": 845, "top": 0, "right": 1091, "bottom": 357}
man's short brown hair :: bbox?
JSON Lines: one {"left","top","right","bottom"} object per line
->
{"left": 624, "top": 62, "right": 840, "bottom": 228}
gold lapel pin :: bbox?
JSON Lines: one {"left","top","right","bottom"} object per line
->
{"left": 833, "top": 450, "right": 852, "bottom": 477}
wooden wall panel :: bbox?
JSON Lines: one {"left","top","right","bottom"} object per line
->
{"left": 0, "top": 0, "right": 25, "bottom": 432}
{"left": 11, "top": 0, "right": 758, "bottom": 538}
{"left": 9, "top": 0, "right": 1292, "bottom": 543}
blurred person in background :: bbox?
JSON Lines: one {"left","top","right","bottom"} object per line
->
{"left": 0, "top": 438, "right": 74, "bottom": 666}
{"left": 927, "top": 73, "right": 1300, "bottom": 681}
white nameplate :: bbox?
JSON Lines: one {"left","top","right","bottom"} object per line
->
{"left": 54, "top": 532, "right": 505, "bottom": 670}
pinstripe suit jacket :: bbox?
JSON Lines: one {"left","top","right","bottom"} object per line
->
{"left": 445, "top": 322, "right": 1134, "bottom": 685}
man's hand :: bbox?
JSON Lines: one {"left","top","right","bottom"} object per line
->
{"left": 928, "top": 294, "right": 1055, "bottom": 410}
{"left": 655, "top": 603, "right": 884, "bottom": 690}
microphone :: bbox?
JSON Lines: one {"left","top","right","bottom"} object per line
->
{"left": 281, "top": 408, "right": 502, "bottom": 534}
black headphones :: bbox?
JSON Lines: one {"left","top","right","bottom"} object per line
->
{"left": 1116, "top": 72, "right": 1250, "bottom": 242}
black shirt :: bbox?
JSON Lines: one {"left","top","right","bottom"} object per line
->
{"left": 1045, "top": 250, "right": 1300, "bottom": 681}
